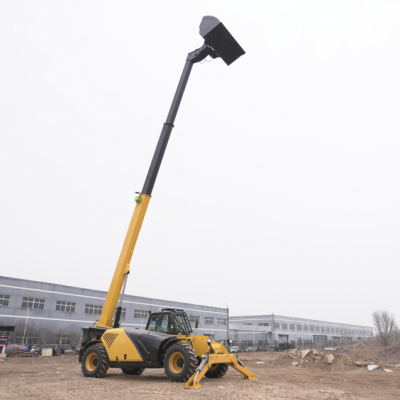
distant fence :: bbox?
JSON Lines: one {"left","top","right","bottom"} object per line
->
{"left": 232, "top": 336, "right": 367, "bottom": 351}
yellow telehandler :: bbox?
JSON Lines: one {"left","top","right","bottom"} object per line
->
{"left": 79, "top": 16, "right": 256, "bottom": 389}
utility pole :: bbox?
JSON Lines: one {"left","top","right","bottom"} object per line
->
{"left": 22, "top": 307, "right": 31, "bottom": 346}
{"left": 226, "top": 303, "right": 229, "bottom": 345}
{"left": 272, "top": 311, "right": 275, "bottom": 348}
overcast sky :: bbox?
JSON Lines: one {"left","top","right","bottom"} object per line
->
{"left": 1, "top": 1, "right": 399, "bottom": 328}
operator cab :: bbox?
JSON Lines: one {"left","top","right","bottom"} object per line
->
{"left": 146, "top": 308, "right": 193, "bottom": 336}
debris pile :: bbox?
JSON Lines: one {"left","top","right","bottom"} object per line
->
{"left": 272, "top": 348, "right": 397, "bottom": 372}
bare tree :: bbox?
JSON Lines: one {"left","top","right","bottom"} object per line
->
{"left": 372, "top": 310, "right": 399, "bottom": 346}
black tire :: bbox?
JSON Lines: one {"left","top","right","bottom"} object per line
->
{"left": 163, "top": 343, "right": 197, "bottom": 382}
{"left": 81, "top": 344, "right": 109, "bottom": 378}
{"left": 205, "top": 363, "right": 229, "bottom": 379}
{"left": 121, "top": 367, "right": 145, "bottom": 376}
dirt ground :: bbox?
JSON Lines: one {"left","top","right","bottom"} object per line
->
{"left": 1, "top": 346, "right": 399, "bottom": 400}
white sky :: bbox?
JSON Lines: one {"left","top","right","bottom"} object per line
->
{"left": 1, "top": 1, "right": 399, "bottom": 328}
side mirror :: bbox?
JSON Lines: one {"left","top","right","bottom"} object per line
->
{"left": 227, "top": 338, "right": 233, "bottom": 345}
{"left": 195, "top": 320, "right": 199, "bottom": 329}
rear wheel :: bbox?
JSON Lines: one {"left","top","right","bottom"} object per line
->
{"left": 121, "top": 367, "right": 145, "bottom": 375}
{"left": 163, "top": 343, "right": 197, "bottom": 382}
{"left": 205, "top": 363, "right": 229, "bottom": 378}
{"left": 82, "top": 344, "right": 109, "bottom": 378}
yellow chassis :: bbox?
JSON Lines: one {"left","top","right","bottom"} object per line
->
{"left": 185, "top": 352, "right": 257, "bottom": 389}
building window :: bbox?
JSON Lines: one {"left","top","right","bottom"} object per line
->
{"left": 321, "top": 327, "right": 325, "bottom": 333}
{"left": 315, "top": 327, "right": 320, "bottom": 332}
{"left": 0, "top": 294, "right": 10, "bottom": 307}
{"left": 85, "top": 304, "right": 103, "bottom": 315}
{"left": 282, "top": 323, "right": 288, "bottom": 329}
{"left": 274, "top": 323, "right": 279, "bottom": 329}
{"left": 242, "top": 341, "right": 253, "bottom": 347}
{"left": 190, "top": 315, "right": 200, "bottom": 325}
{"left": 218, "top": 318, "right": 226, "bottom": 326}
{"left": 204, "top": 317, "right": 214, "bottom": 325}
{"left": 134, "top": 309, "right": 148, "bottom": 319}
{"left": 327, "top": 327, "right": 330, "bottom": 333}
{"left": 290, "top": 324, "right": 295, "bottom": 330}
{"left": 56, "top": 301, "right": 76, "bottom": 313}
{"left": 304, "top": 326, "right": 308, "bottom": 331}
{"left": 243, "top": 323, "right": 252, "bottom": 325}
{"left": 258, "top": 323, "right": 269, "bottom": 326}
{"left": 21, "top": 297, "right": 45, "bottom": 310}
{"left": 114, "top": 308, "right": 126, "bottom": 318}
{"left": 297, "top": 325, "right": 302, "bottom": 331}
{"left": 15, "top": 336, "right": 38, "bottom": 346}
{"left": 336, "top": 328, "right": 339, "bottom": 333}
{"left": 290, "top": 341, "right": 295, "bottom": 347}
{"left": 56, "top": 335, "right": 71, "bottom": 345}
{"left": 310, "top": 326, "right": 314, "bottom": 331}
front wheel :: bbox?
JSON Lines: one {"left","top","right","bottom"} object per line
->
{"left": 205, "top": 363, "right": 229, "bottom": 378}
{"left": 81, "top": 344, "right": 109, "bottom": 378}
{"left": 163, "top": 343, "right": 197, "bottom": 382}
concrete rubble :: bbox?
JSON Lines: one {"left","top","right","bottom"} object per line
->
{"left": 301, "top": 349, "right": 310, "bottom": 358}
{"left": 367, "top": 365, "right": 378, "bottom": 372}
{"left": 323, "top": 354, "right": 335, "bottom": 364}
{"left": 383, "top": 369, "right": 394, "bottom": 373}
{"left": 356, "top": 361, "right": 369, "bottom": 367}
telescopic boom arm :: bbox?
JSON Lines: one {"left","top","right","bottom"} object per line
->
{"left": 95, "top": 16, "right": 245, "bottom": 329}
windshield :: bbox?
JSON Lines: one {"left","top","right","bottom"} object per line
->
{"left": 146, "top": 312, "right": 192, "bottom": 335}
{"left": 147, "top": 314, "right": 170, "bottom": 333}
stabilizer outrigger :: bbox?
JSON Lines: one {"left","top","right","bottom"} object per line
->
{"left": 186, "top": 339, "right": 257, "bottom": 389}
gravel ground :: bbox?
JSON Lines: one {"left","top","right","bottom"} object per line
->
{"left": 1, "top": 352, "right": 399, "bottom": 399}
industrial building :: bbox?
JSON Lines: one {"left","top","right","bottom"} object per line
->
{"left": 230, "top": 314, "right": 373, "bottom": 349}
{"left": 0, "top": 275, "right": 374, "bottom": 349}
{"left": 0, "top": 276, "right": 229, "bottom": 345}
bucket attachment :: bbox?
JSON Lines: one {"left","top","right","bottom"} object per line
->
{"left": 185, "top": 352, "right": 257, "bottom": 389}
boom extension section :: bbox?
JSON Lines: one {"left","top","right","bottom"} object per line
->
{"left": 94, "top": 47, "right": 215, "bottom": 329}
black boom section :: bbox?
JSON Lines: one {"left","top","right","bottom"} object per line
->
{"left": 124, "top": 328, "right": 175, "bottom": 363}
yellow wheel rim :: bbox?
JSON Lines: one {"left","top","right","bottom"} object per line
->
{"left": 169, "top": 351, "right": 184, "bottom": 374}
{"left": 85, "top": 353, "right": 98, "bottom": 372}
{"left": 208, "top": 364, "right": 218, "bottom": 372}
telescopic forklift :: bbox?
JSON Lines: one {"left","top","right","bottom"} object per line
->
{"left": 79, "top": 16, "right": 256, "bottom": 389}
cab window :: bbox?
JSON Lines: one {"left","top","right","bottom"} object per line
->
{"left": 147, "top": 314, "right": 169, "bottom": 333}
